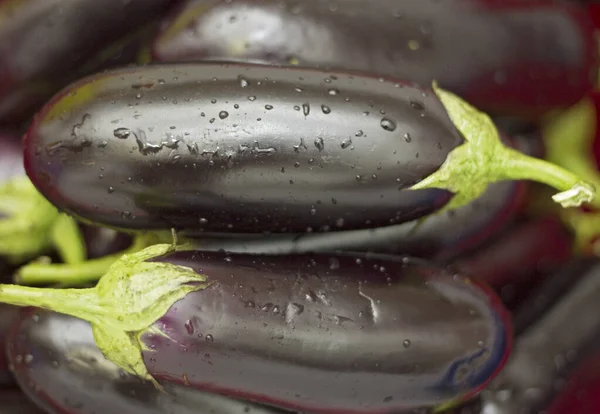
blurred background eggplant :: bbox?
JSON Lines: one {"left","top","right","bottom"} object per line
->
{"left": 146, "top": 0, "right": 599, "bottom": 123}
{"left": 6, "top": 309, "right": 289, "bottom": 414}
{"left": 0, "top": 0, "right": 179, "bottom": 125}
{"left": 0, "top": 390, "right": 44, "bottom": 414}
{"left": 481, "top": 259, "right": 600, "bottom": 413}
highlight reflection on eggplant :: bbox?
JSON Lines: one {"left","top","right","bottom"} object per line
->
{"left": 24, "top": 63, "right": 593, "bottom": 233}
{"left": 0, "top": 249, "right": 512, "bottom": 413}
{"left": 0, "top": 0, "right": 177, "bottom": 123}
{"left": 148, "top": 0, "right": 598, "bottom": 120}
{"left": 7, "top": 309, "right": 287, "bottom": 414}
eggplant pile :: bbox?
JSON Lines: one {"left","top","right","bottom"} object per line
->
{"left": 2, "top": 0, "right": 600, "bottom": 413}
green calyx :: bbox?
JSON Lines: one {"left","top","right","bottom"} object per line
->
{"left": 0, "top": 242, "right": 211, "bottom": 388}
{"left": 411, "top": 83, "right": 595, "bottom": 212}
{"left": 15, "top": 231, "right": 173, "bottom": 286}
{"left": 0, "top": 176, "right": 86, "bottom": 265}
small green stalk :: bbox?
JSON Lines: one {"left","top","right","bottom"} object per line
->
{"left": 0, "top": 242, "right": 211, "bottom": 389}
{"left": 15, "top": 232, "right": 171, "bottom": 286}
{"left": 411, "top": 83, "right": 595, "bottom": 212}
{"left": 0, "top": 176, "right": 86, "bottom": 265}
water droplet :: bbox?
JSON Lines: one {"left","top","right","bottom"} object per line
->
{"left": 206, "top": 334, "right": 214, "bottom": 342}
{"left": 310, "top": 208, "right": 317, "bottom": 215}
{"left": 113, "top": 128, "right": 131, "bottom": 139}
{"left": 219, "top": 111, "right": 229, "bottom": 119}
{"left": 294, "top": 161, "right": 301, "bottom": 168}
{"left": 285, "top": 303, "right": 305, "bottom": 323}
{"left": 340, "top": 137, "right": 352, "bottom": 149}
{"left": 404, "top": 132, "right": 412, "bottom": 142}
{"left": 294, "top": 87, "right": 303, "bottom": 93}
{"left": 321, "top": 105, "right": 331, "bottom": 114}
{"left": 355, "top": 130, "right": 364, "bottom": 137}
{"left": 380, "top": 118, "right": 397, "bottom": 132}
{"left": 211, "top": 99, "right": 217, "bottom": 104}
{"left": 403, "top": 339, "right": 411, "bottom": 348}
{"left": 314, "top": 137, "right": 325, "bottom": 151}
{"left": 265, "top": 104, "right": 274, "bottom": 110}
{"left": 238, "top": 76, "right": 250, "bottom": 88}
{"left": 328, "top": 88, "right": 339, "bottom": 96}
{"left": 108, "top": 186, "right": 114, "bottom": 193}
{"left": 272, "top": 305, "right": 281, "bottom": 314}
{"left": 248, "top": 95, "right": 256, "bottom": 101}
{"left": 302, "top": 102, "right": 310, "bottom": 116}
{"left": 184, "top": 319, "right": 195, "bottom": 335}
{"left": 410, "top": 101, "right": 424, "bottom": 111}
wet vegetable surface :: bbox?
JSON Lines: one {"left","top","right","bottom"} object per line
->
{"left": 24, "top": 63, "right": 593, "bottom": 233}
{"left": 7, "top": 309, "right": 287, "bottom": 414}
{"left": 149, "top": 0, "right": 598, "bottom": 119}
{"left": 0, "top": 0, "right": 177, "bottom": 123}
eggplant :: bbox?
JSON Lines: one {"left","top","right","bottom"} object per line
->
{"left": 481, "top": 259, "right": 600, "bottom": 414}
{"left": 146, "top": 0, "right": 598, "bottom": 121}
{"left": 0, "top": 303, "right": 18, "bottom": 385}
{"left": 24, "top": 63, "right": 593, "bottom": 233}
{"left": 0, "top": 390, "right": 44, "bottom": 414}
{"left": 0, "top": 247, "right": 512, "bottom": 413}
{"left": 451, "top": 215, "right": 574, "bottom": 307}
{"left": 6, "top": 309, "right": 288, "bottom": 414}
{"left": 0, "top": 0, "right": 178, "bottom": 124}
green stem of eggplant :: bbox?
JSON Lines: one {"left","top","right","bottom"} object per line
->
{"left": 50, "top": 214, "right": 87, "bottom": 265}
{"left": 0, "top": 284, "right": 103, "bottom": 323}
{"left": 16, "top": 234, "right": 157, "bottom": 286}
{"left": 496, "top": 146, "right": 595, "bottom": 207}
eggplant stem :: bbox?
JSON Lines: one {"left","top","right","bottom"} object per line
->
{"left": 50, "top": 214, "right": 87, "bottom": 265}
{"left": 16, "top": 233, "right": 161, "bottom": 286}
{"left": 410, "top": 83, "right": 595, "bottom": 212}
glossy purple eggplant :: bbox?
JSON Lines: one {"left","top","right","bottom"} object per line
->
{"left": 0, "top": 390, "right": 44, "bottom": 414}
{"left": 6, "top": 309, "right": 287, "bottom": 414}
{"left": 0, "top": 249, "right": 512, "bottom": 413}
{"left": 147, "top": 0, "right": 599, "bottom": 121}
{"left": 24, "top": 63, "right": 592, "bottom": 233}
{"left": 451, "top": 215, "right": 574, "bottom": 307}
{"left": 0, "top": 0, "right": 178, "bottom": 124}
{"left": 481, "top": 259, "right": 600, "bottom": 413}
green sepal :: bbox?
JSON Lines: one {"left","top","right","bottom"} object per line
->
{"left": 410, "top": 82, "right": 595, "bottom": 213}
{"left": 0, "top": 242, "right": 211, "bottom": 388}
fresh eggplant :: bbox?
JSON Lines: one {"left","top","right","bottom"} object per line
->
{"left": 451, "top": 215, "right": 574, "bottom": 307}
{"left": 0, "top": 247, "right": 512, "bottom": 413}
{"left": 481, "top": 259, "right": 600, "bottom": 413}
{"left": 24, "top": 63, "right": 593, "bottom": 233}
{"left": 0, "top": 0, "right": 178, "bottom": 124}
{"left": 0, "top": 303, "right": 18, "bottom": 385}
{"left": 6, "top": 309, "right": 288, "bottom": 414}
{"left": 146, "top": 0, "right": 598, "bottom": 121}
{"left": 0, "top": 390, "right": 44, "bottom": 414}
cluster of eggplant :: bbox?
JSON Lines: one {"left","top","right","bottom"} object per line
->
{"left": 3, "top": 0, "right": 600, "bottom": 413}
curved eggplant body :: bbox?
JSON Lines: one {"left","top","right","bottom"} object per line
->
{"left": 25, "top": 63, "right": 460, "bottom": 232}
{"left": 0, "top": 391, "right": 44, "bottom": 414}
{"left": 7, "top": 309, "right": 286, "bottom": 414}
{"left": 131, "top": 251, "right": 513, "bottom": 413}
{"left": 150, "top": 0, "right": 597, "bottom": 119}
{"left": 0, "top": 0, "right": 176, "bottom": 123}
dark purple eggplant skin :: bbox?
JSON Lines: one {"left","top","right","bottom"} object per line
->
{"left": 148, "top": 0, "right": 597, "bottom": 120}
{"left": 95, "top": 251, "right": 518, "bottom": 414}
{"left": 0, "top": 304, "right": 18, "bottom": 385}
{"left": 182, "top": 134, "right": 528, "bottom": 260}
{"left": 6, "top": 309, "right": 288, "bottom": 414}
{"left": 0, "top": 0, "right": 178, "bottom": 124}
{"left": 0, "top": 390, "right": 44, "bottom": 414}
{"left": 25, "top": 63, "right": 460, "bottom": 233}
{"left": 0, "top": 132, "right": 24, "bottom": 182}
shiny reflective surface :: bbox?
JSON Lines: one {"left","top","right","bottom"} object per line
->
{"left": 144, "top": 251, "right": 511, "bottom": 413}
{"left": 25, "top": 63, "right": 459, "bottom": 232}
{"left": 7, "top": 309, "right": 287, "bottom": 414}
{"left": 481, "top": 261, "right": 600, "bottom": 414}
{"left": 0, "top": 0, "right": 175, "bottom": 122}
{"left": 152, "top": 0, "right": 597, "bottom": 119}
